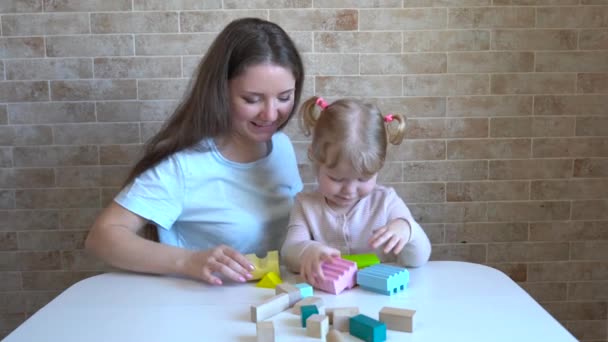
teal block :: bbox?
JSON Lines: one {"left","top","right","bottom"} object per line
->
{"left": 300, "top": 305, "right": 319, "bottom": 327}
{"left": 349, "top": 314, "right": 386, "bottom": 342}
{"left": 295, "top": 283, "right": 313, "bottom": 298}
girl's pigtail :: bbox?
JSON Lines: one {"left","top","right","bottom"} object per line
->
{"left": 299, "top": 96, "right": 323, "bottom": 137}
{"left": 385, "top": 113, "right": 407, "bottom": 145}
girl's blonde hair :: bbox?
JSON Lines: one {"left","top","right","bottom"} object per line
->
{"left": 300, "top": 96, "right": 406, "bottom": 177}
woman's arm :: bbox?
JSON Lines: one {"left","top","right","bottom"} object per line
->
{"left": 85, "top": 202, "right": 254, "bottom": 284}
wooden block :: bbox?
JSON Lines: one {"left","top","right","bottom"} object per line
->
{"left": 379, "top": 306, "right": 416, "bottom": 332}
{"left": 292, "top": 296, "right": 324, "bottom": 314}
{"left": 300, "top": 305, "right": 319, "bottom": 327}
{"left": 332, "top": 307, "right": 360, "bottom": 332}
{"left": 306, "top": 314, "right": 329, "bottom": 338}
{"left": 326, "top": 329, "right": 347, "bottom": 342}
{"left": 341, "top": 253, "right": 380, "bottom": 269}
{"left": 325, "top": 306, "right": 359, "bottom": 324}
{"left": 256, "top": 321, "right": 275, "bottom": 342}
{"left": 315, "top": 258, "right": 357, "bottom": 294}
{"left": 250, "top": 293, "right": 289, "bottom": 323}
{"left": 245, "top": 250, "right": 280, "bottom": 280}
{"left": 256, "top": 271, "right": 282, "bottom": 289}
{"left": 349, "top": 314, "right": 386, "bottom": 342}
{"left": 357, "top": 264, "right": 409, "bottom": 296}
{"left": 295, "top": 283, "right": 313, "bottom": 297}
{"left": 275, "top": 283, "right": 302, "bottom": 306}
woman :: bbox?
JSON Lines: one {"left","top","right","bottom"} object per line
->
{"left": 85, "top": 18, "right": 305, "bottom": 286}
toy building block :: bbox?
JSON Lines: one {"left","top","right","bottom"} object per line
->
{"left": 331, "top": 307, "right": 360, "bottom": 332}
{"left": 326, "top": 329, "right": 347, "bottom": 342}
{"left": 306, "top": 314, "right": 329, "bottom": 338}
{"left": 379, "top": 306, "right": 416, "bottom": 332}
{"left": 349, "top": 314, "right": 387, "bottom": 342}
{"left": 292, "top": 296, "right": 324, "bottom": 314}
{"left": 325, "top": 306, "right": 359, "bottom": 324}
{"left": 275, "top": 283, "right": 302, "bottom": 306}
{"left": 300, "top": 305, "right": 319, "bottom": 327}
{"left": 315, "top": 257, "right": 357, "bottom": 295}
{"left": 341, "top": 253, "right": 380, "bottom": 269}
{"left": 294, "top": 283, "right": 313, "bottom": 298}
{"left": 245, "top": 250, "right": 280, "bottom": 280}
{"left": 256, "top": 271, "right": 282, "bottom": 289}
{"left": 250, "top": 293, "right": 289, "bottom": 323}
{"left": 256, "top": 321, "right": 275, "bottom": 342}
{"left": 356, "top": 264, "right": 409, "bottom": 296}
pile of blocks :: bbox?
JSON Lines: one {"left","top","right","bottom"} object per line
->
{"left": 248, "top": 254, "right": 415, "bottom": 341}
{"left": 251, "top": 279, "right": 416, "bottom": 341}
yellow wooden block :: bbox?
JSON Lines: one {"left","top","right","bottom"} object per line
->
{"left": 245, "top": 250, "right": 280, "bottom": 280}
{"left": 256, "top": 271, "right": 283, "bottom": 289}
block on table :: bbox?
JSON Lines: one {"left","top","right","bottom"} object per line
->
{"left": 341, "top": 253, "right": 380, "bottom": 269}
{"left": 256, "top": 321, "right": 275, "bottom": 342}
{"left": 275, "top": 283, "right": 302, "bottom": 306}
{"left": 332, "top": 307, "right": 360, "bottom": 332}
{"left": 295, "top": 283, "right": 313, "bottom": 298}
{"left": 325, "top": 306, "right": 359, "bottom": 324}
{"left": 315, "top": 257, "right": 357, "bottom": 295}
{"left": 349, "top": 314, "right": 386, "bottom": 342}
{"left": 300, "top": 304, "right": 319, "bottom": 327}
{"left": 306, "top": 314, "right": 329, "bottom": 338}
{"left": 326, "top": 328, "right": 347, "bottom": 342}
{"left": 256, "top": 271, "right": 282, "bottom": 289}
{"left": 356, "top": 264, "right": 409, "bottom": 296}
{"left": 379, "top": 306, "right": 416, "bottom": 332}
{"left": 292, "top": 296, "right": 324, "bottom": 314}
{"left": 245, "top": 250, "right": 280, "bottom": 280}
{"left": 250, "top": 293, "right": 289, "bottom": 322}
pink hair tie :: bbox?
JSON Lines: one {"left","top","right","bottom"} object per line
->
{"left": 316, "top": 97, "right": 328, "bottom": 110}
{"left": 384, "top": 114, "right": 394, "bottom": 122}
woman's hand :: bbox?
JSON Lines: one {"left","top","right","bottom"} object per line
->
{"left": 299, "top": 245, "right": 341, "bottom": 286}
{"left": 181, "top": 245, "right": 255, "bottom": 285}
{"left": 369, "top": 219, "right": 411, "bottom": 255}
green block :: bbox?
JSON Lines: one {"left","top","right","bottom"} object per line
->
{"left": 341, "top": 253, "right": 380, "bottom": 269}
{"left": 300, "top": 305, "right": 319, "bottom": 327}
{"left": 349, "top": 314, "right": 386, "bottom": 342}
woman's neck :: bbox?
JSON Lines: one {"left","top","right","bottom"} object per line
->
{"left": 214, "top": 135, "right": 270, "bottom": 163}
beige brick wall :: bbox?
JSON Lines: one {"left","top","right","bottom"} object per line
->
{"left": 1, "top": 0, "right": 607, "bottom": 340}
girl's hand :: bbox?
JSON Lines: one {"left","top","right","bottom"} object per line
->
{"left": 369, "top": 219, "right": 411, "bottom": 255}
{"left": 181, "top": 245, "right": 254, "bottom": 285}
{"left": 299, "top": 245, "right": 341, "bottom": 286}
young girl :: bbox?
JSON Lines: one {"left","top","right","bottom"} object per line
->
{"left": 280, "top": 97, "right": 432, "bottom": 285}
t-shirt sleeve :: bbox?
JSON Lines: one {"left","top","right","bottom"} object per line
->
{"left": 114, "top": 155, "right": 185, "bottom": 230}
{"left": 385, "top": 188, "right": 432, "bottom": 267}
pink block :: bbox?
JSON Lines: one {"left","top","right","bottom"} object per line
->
{"left": 316, "top": 258, "right": 358, "bottom": 295}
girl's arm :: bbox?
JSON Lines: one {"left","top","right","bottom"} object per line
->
{"left": 385, "top": 189, "right": 432, "bottom": 267}
{"left": 396, "top": 218, "right": 432, "bottom": 267}
{"left": 280, "top": 196, "right": 322, "bottom": 272}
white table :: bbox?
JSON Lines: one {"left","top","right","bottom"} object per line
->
{"left": 4, "top": 261, "right": 576, "bottom": 342}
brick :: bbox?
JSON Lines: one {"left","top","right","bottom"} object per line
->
{"left": 359, "top": 8, "right": 446, "bottom": 30}
{"left": 51, "top": 80, "right": 136, "bottom": 101}
{"left": 447, "top": 181, "right": 529, "bottom": 201}
{"left": 94, "top": 57, "right": 181, "bottom": 79}
{"left": 404, "top": 74, "right": 489, "bottom": 96}
{"left": 133, "top": 0, "right": 221, "bottom": 10}
{"left": 315, "top": 32, "right": 401, "bottom": 53}
{"left": 47, "top": 35, "right": 133, "bottom": 57}
{"left": 493, "top": 29, "right": 577, "bottom": 50}
{"left": 43, "top": 0, "right": 131, "bottom": 11}
{"left": 317, "top": 76, "right": 401, "bottom": 97}
{"left": 361, "top": 53, "right": 446, "bottom": 74}
{"left": 270, "top": 9, "right": 357, "bottom": 31}
{"left": 445, "top": 222, "right": 527, "bottom": 243}
{"left": 429, "top": 244, "right": 487, "bottom": 263}
{"left": 403, "top": 30, "right": 490, "bottom": 52}
{"left": 449, "top": 7, "right": 534, "bottom": 28}
{"left": 14, "top": 146, "right": 98, "bottom": 167}
{"left": 403, "top": 160, "right": 488, "bottom": 181}
{"left": 448, "top": 52, "right": 533, "bottom": 73}
{"left": 0, "top": 81, "right": 48, "bottom": 102}
{"left": 180, "top": 10, "right": 266, "bottom": 32}
{"left": 6, "top": 58, "right": 92, "bottom": 80}
{"left": 91, "top": 12, "right": 178, "bottom": 33}
{"left": 8, "top": 102, "right": 95, "bottom": 124}
{"left": 490, "top": 159, "right": 572, "bottom": 180}
{"left": 491, "top": 73, "right": 575, "bottom": 94}
{"left": 0, "top": 37, "right": 44, "bottom": 58}
{"left": 447, "top": 138, "right": 530, "bottom": 159}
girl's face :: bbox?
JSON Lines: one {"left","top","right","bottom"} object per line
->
{"left": 228, "top": 63, "right": 296, "bottom": 145}
{"left": 317, "top": 158, "right": 378, "bottom": 211}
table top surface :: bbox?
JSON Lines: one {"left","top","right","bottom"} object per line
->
{"left": 4, "top": 261, "right": 576, "bottom": 342}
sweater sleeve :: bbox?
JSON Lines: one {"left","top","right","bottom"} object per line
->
{"left": 385, "top": 188, "right": 432, "bottom": 267}
{"left": 280, "top": 194, "right": 324, "bottom": 272}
